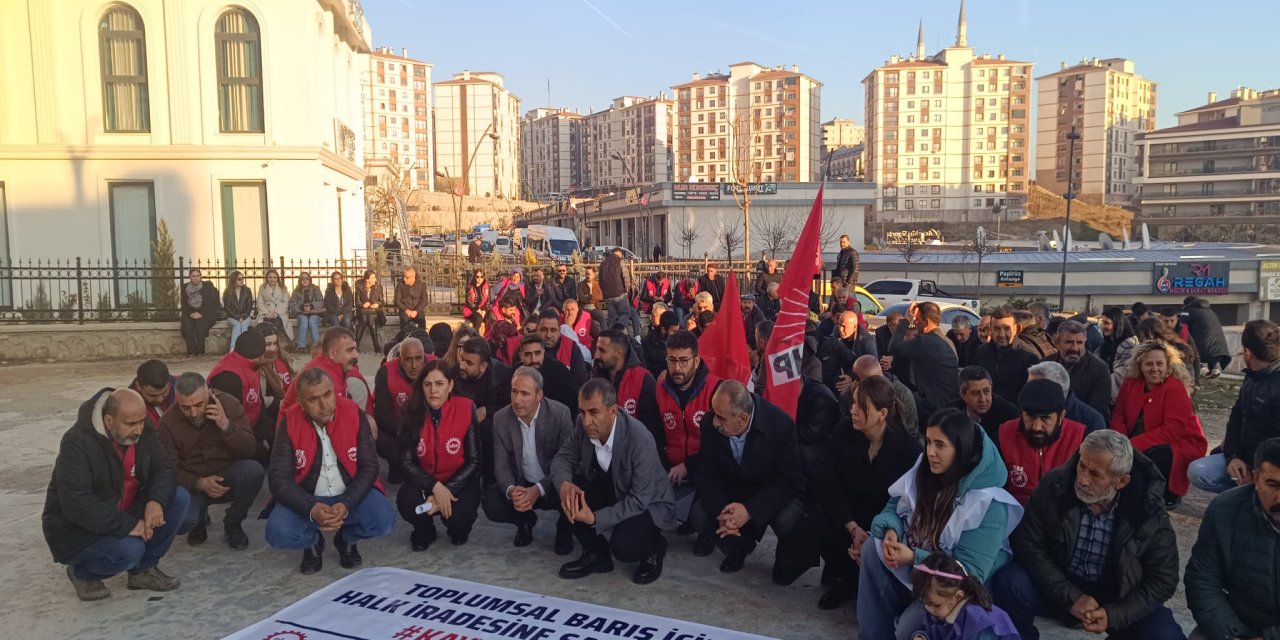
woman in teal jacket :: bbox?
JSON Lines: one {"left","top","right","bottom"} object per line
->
{"left": 857, "top": 409, "right": 1023, "bottom": 640}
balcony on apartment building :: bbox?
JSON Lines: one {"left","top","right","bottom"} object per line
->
{"left": 1147, "top": 137, "right": 1280, "bottom": 158}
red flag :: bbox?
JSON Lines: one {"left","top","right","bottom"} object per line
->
{"left": 761, "top": 184, "right": 825, "bottom": 419}
{"left": 698, "top": 271, "right": 752, "bottom": 385}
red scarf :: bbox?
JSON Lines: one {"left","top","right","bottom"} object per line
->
{"left": 114, "top": 442, "right": 138, "bottom": 511}
{"left": 382, "top": 358, "right": 415, "bottom": 415}
{"left": 209, "top": 351, "right": 264, "bottom": 425}
{"left": 416, "top": 396, "right": 474, "bottom": 484}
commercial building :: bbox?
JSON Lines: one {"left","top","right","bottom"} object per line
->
{"left": 829, "top": 145, "right": 866, "bottom": 181}
{"left": 433, "top": 70, "right": 521, "bottom": 199}
{"left": 1136, "top": 87, "right": 1280, "bottom": 242}
{"left": 0, "top": 0, "right": 372, "bottom": 274}
{"left": 579, "top": 96, "right": 675, "bottom": 194}
{"left": 863, "top": 3, "right": 1033, "bottom": 223}
{"left": 520, "top": 108, "right": 582, "bottom": 200}
{"left": 1035, "top": 58, "right": 1156, "bottom": 207}
{"left": 363, "top": 46, "right": 433, "bottom": 189}
{"left": 672, "top": 62, "right": 822, "bottom": 184}
{"left": 822, "top": 118, "right": 865, "bottom": 150}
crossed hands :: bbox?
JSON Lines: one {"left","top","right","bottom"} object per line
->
{"left": 129, "top": 500, "right": 167, "bottom": 541}
{"left": 309, "top": 501, "right": 349, "bottom": 533}
{"left": 559, "top": 482, "right": 596, "bottom": 525}
{"left": 880, "top": 529, "right": 915, "bottom": 570}
{"left": 716, "top": 503, "right": 750, "bottom": 538}
{"left": 1070, "top": 595, "right": 1111, "bottom": 634}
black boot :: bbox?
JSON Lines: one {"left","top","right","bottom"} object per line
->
{"left": 632, "top": 536, "right": 667, "bottom": 585}
{"left": 818, "top": 579, "right": 856, "bottom": 610}
{"left": 334, "top": 529, "right": 362, "bottom": 569}
{"left": 301, "top": 534, "right": 325, "bottom": 574}
{"left": 370, "top": 327, "right": 383, "bottom": 353}
{"left": 353, "top": 323, "right": 365, "bottom": 350}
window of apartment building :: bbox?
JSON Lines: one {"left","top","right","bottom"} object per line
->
{"left": 904, "top": 199, "right": 915, "bottom": 210}
{"left": 907, "top": 115, "right": 915, "bottom": 124}
{"left": 99, "top": 5, "right": 150, "bottom": 132}
{"left": 887, "top": 87, "right": 898, "bottom": 97}
{"left": 916, "top": 199, "right": 927, "bottom": 209}
{"left": 883, "top": 200, "right": 898, "bottom": 211}
{"left": 930, "top": 199, "right": 941, "bottom": 208}
{"left": 905, "top": 186, "right": 914, "bottom": 195}
{"left": 215, "top": 8, "right": 264, "bottom": 133}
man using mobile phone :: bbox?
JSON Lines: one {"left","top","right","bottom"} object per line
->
{"left": 159, "top": 372, "right": 262, "bottom": 550}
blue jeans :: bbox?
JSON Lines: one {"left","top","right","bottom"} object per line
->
{"left": 1187, "top": 454, "right": 1236, "bottom": 494}
{"left": 265, "top": 491, "right": 395, "bottom": 550}
{"left": 325, "top": 313, "right": 352, "bottom": 330}
{"left": 67, "top": 487, "right": 190, "bottom": 581}
{"left": 296, "top": 315, "right": 321, "bottom": 349}
{"left": 178, "top": 459, "right": 265, "bottom": 532}
{"left": 227, "top": 318, "right": 252, "bottom": 349}
{"left": 604, "top": 294, "right": 631, "bottom": 332}
{"left": 857, "top": 537, "right": 926, "bottom": 640}
{"left": 990, "top": 561, "right": 1186, "bottom": 640}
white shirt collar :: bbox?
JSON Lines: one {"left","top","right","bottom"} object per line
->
{"left": 518, "top": 404, "right": 541, "bottom": 431}
{"left": 590, "top": 416, "right": 619, "bottom": 451}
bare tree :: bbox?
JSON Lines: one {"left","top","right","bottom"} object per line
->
{"left": 715, "top": 213, "right": 743, "bottom": 261}
{"left": 752, "top": 207, "right": 801, "bottom": 259}
{"left": 727, "top": 110, "right": 758, "bottom": 264}
{"left": 365, "top": 164, "right": 418, "bottom": 246}
{"left": 968, "top": 226, "right": 999, "bottom": 302}
{"left": 895, "top": 231, "right": 925, "bottom": 278}
{"left": 674, "top": 209, "right": 704, "bottom": 259}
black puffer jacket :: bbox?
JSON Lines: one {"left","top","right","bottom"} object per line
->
{"left": 974, "top": 342, "right": 1038, "bottom": 404}
{"left": 43, "top": 388, "right": 177, "bottom": 563}
{"left": 1183, "top": 297, "right": 1231, "bottom": 367}
{"left": 1223, "top": 361, "right": 1280, "bottom": 464}
{"left": 1012, "top": 451, "right": 1179, "bottom": 632}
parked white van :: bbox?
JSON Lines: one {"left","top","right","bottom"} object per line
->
{"left": 525, "top": 225, "right": 581, "bottom": 262}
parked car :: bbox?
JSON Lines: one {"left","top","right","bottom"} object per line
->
{"left": 583, "top": 245, "right": 641, "bottom": 262}
{"left": 420, "top": 238, "right": 446, "bottom": 255}
{"left": 526, "top": 225, "right": 581, "bottom": 263}
{"left": 864, "top": 278, "right": 981, "bottom": 311}
{"left": 872, "top": 301, "right": 980, "bottom": 330}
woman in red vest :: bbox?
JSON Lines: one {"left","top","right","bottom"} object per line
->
{"left": 463, "top": 268, "right": 492, "bottom": 333}
{"left": 396, "top": 360, "right": 481, "bottom": 551}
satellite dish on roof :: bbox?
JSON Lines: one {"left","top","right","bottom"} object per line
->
{"left": 1064, "top": 227, "right": 1073, "bottom": 252}
{"left": 1122, "top": 225, "right": 1132, "bottom": 250}
{"left": 1141, "top": 223, "right": 1151, "bottom": 250}
{"left": 1098, "top": 233, "right": 1115, "bottom": 251}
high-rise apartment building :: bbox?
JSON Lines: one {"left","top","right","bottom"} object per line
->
{"left": 364, "top": 47, "right": 433, "bottom": 189}
{"left": 520, "top": 108, "right": 582, "bottom": 199}
{"left": 580, "top": 96, "right": 675, "bottom": 193}
{"left": 1136, "top": 87, "right": 1280, "bottom": 241}
{"left": 863, "top": 3, "right": 1033, "bottom": 222}
{"left": 672, "top": 62, "right": 822, "bottom": 184}
{"left": 1036, "top": 58, "right": 1156, "bottom": 207}
{"left": 823, "top": 118, "right": 866, "bottom": 151}
{"left": 434, "top": 71, "right": 521, "bottom": 198}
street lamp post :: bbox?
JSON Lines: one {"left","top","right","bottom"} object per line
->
{"left": 612, "top": 151, "right": 646, "bottom": 255}
{"left": 1058, "top": 126, "right": 1081, "bottom": 312}
{"left": 437, "top": 124, "right": 500, "bottom": 258}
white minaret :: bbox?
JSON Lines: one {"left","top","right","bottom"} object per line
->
{"left": 956, "top": 0, "right": 968, "bottom": 47}
{"left": 916, "top": 19, "right": 926, "bottom": 59}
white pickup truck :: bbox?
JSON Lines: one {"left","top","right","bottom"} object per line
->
{"left": 864, "top": 278, "right": 981, "bottom": 312}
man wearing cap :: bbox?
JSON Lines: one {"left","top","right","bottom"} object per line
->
{"left": 740, "top": 294, "right": 766, "bottom": 350}
{"left": 208, "top": 329, "right": 271, "bottom": 439}
{"left": 997, "top": 378, "right": 1088, "bottom": 505}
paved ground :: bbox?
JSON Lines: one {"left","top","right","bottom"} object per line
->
{"left": 0, "top": 354, "right": 1235, "bottom": 639}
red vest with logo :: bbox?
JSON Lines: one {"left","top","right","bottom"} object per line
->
{"left": 285, "top": 395, "right": 381, "bottom": 492}
{"left": 505, "top": 334, "right": 524, "bottom": 365}
{"left": 641, "top": 278, "right": 671, "bottom": 312}
{"left": 114, "top": 443, "right": 138, "bottom": 511}
{"left": 381, "top": 358, "right": 416, "bottom": 416}
{"left": 273, "top": 358, "right": 293, "bottom": 388}
{"left": 209, "top": 351, "right": 264, "bottom": 425}
{"left": 616, "top": 366, "right": 651, "bottom": 417}
{"left": 280, "top": 356, "right": 349, "bottom": 422}
{"left": 415, "top": 396, "right": 474, "bottom": 484}
{"left": 554, "top": 337, "right": 575, "bottom": 369}
{"left": 464, "top": 282, "right": 491, "bottom": 318}
{"left": 676, "top": 279, "right": 699, "bottom": 305}
{"left": 567, "top": 312, "right": 594, "bottom": 351}
{"left": 998, "top": 417, "right": 1087, "bottom": 505}
{"left": 655, "top": 370, "right": 721, "bottom": 465}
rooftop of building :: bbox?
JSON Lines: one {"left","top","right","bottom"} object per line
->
{"left": 1144, "top": 116, "right": 1242, "bottom": 136}
{"left": 857, "top": 242, "right": 1280, "bottom": 266}
{"left": 370, "top": 47, "right": 432, "bottom": 65}
{"left": 1036, "top": 58, "right": 1141, "bottom": 80}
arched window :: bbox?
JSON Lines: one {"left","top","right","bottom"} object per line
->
{"left": 215, "top": 8, "right": 263, "bottom": 133}
{"left": 99, "top": 5, "right": 149, "bottom": 132}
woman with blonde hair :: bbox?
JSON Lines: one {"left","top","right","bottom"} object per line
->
{"left": 444, "top": 324, "right": 479, "bottom": 369}
{"left": 1110, "top": 340, "right": 1208, "bottom": 508}
{"left": 257, "top": 268, "right": 292, "bottom": 341}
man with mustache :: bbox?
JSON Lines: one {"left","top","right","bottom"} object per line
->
{"left": 1185, "top": 437, "right": 1280, "bottom": 640}
{"left": 43, "top": 388, "right": 189, "bottom": 600}
{"left": 990, "top": 430, "right": 1183, "bottom": 639}
{"left": 997, "top": 379, "right": 1087, "bottom": 506}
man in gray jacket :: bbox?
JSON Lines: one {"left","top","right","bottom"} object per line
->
{"left": 483, "top": 367, "right": 575, "bottom": 555}
{"left": 551, "top": 379, "right": 675, "bottom": 585}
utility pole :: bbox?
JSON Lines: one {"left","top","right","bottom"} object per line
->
{"left": 1058, "top": 126, "right": 1081, "bottom": 312}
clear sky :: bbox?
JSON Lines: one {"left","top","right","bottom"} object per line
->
{"left": 364, "top": 0, "right": 1276, "bottom": 129}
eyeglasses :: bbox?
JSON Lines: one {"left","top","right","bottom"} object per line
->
{"left": 666, "top": 356, "right": 696, "bottom": 367}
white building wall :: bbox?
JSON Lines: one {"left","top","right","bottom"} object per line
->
{"left": 0, "top": 0, "right": 371, "bottom": 263}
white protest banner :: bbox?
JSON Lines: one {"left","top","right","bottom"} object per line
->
{"left": 224, "top": 567, "right": 778, "bottom": 640}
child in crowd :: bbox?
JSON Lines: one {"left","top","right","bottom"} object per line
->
{"left": 909, "top": 553, "right": 1021, "bottom": 640}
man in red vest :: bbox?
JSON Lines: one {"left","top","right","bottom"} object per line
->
{"left": 537, "top": 308, "right": 588, "bottom": 386}
{"left": 593, "top": 329, "right": 661, "bottom": 447}
{"left": 373, "top": 337, "right": 429, "bottom": 481}
{"left": 266, "top": 368, "right": 393, "bottom": 574}
{"left": 209, "top": 329, "right": 269, "bottom": 442}
{"left": 654, "top": 330, "right": 721, "bottom": 552}
{"left": 279, "top": 328, "right": 360, "bottom": 419}
{"left": 562, "top": 297, "right": 597, "bottom": 353}
{"left": 998, "top": 378, "right": 1087, "bottom": 505}
{"left": 129, "top": 359, "right": 175, "bottom": 426}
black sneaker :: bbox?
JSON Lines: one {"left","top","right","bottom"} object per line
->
{"left": 335, "top": 529, "right": 362, "bottom": 569}
{"left": 224, "top": 522, "right": 249, "bottom": 551}
{"left": 301, "top": 534, "right": 324, "bottom": 574}
{"left": 187, "top": 511, "right": 210, "bottom": 546}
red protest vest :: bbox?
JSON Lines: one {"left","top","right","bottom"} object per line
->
{"left": 347, "top": 369, "right": 374, "bottom": 414}
{"left": 676, "top": 279, "right": 700, "bottom": 305}
{"left": 505, "top": 334, "right": 523, "bottom": 365}
{"left": 998, "top": 417, "right": 1087, "bottom": 505}
{"left": 273, "top": 358, "right": 293, "bottom": 388}
{"left": 554, "top": 336, "right": 575, "bottom": 369}
{"left": 114, "top": 442, "right": 138, "bottom": 511}
{"left": 280, "top": 356, "right": 349, "bottom": 422}
{"left": 567, "top": 311, "right": 594, "bottom": 351}
{"left": 655, "top": 370, "right": 721, "bottom": 465}
{"left": 285, "top": 395, "right": 380, "bottom": 492}
{"left": 616, "top": 365, "right": 651, "bottom": 417}
{"left": 415, "top": 396, "right": 474, "bottom": 484}
{"left": 381, "top": 358, "right": 415, "bottom": 416}
{"left": 641, "top": 278, "right": 671, "bottom": 312}
{"left": 209, "top": 351, "right": 264, "bottom": 426}
{"left": 464, "top": 282, "right": 491, "bottom": 319}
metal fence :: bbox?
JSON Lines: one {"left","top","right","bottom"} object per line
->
{"left": 0, "top": 254, "right": 822, "bottom": 325}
